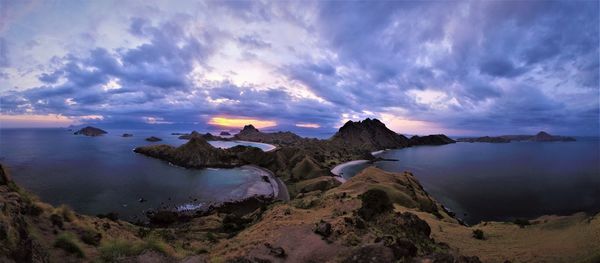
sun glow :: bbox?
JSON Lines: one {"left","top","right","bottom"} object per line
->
{"left": 0, "top": 114, "right": 73, "bottom": 128}
{"left": 208, "top": 116, "right": 277, "bottom": 129}
{"left": 295, "top": 123, "right": 320, "bottom": 128}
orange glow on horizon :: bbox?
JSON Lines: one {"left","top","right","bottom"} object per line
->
{"left": 295, "top": 123, "right": 320, "bottom": 128}
{"left": 208, "top": 116, "right": 277, "bottom": 129}
{"left": 0, "top": 114, "right": 73, "bottom": 128}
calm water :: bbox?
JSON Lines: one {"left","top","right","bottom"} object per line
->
{"left": 340, "top": 139, "right": 600, "bottom": 224}
{"left": 0, "top": 128, "right": 274, "bottom": 221}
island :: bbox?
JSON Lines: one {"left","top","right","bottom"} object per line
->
{"left": 457, "top": 131, "right": 576, "bottom": 143}
{"left": 122, "top": 133, "right": 133, "bottom": 137}
{"left": 145, "top": 136, "right": 162, "bottom": 142}
{"left": 219, "top": 131, "right": 231, "bottom": 136}
{"left": 73, "top": 126, "right": 107, "bottom": 136}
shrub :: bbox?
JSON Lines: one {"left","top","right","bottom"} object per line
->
{"left": 472, "top": 229, "right": 484, "bottom": 240}
{"left": 54, "top": 233, "right": 85, "bottom": 258}
{"left": 358, "top": 189, "right": 393, "bottom": 220}
{"left": 56, "top": 205, "right": 76, "bottom": 222}
{"left": 513, "top": 219, "right": 531, "bottom": 228}
{"left": 99, "top": 237, "right": 170, "bottom": 262}
{"left": 50, "top": 213, "right": 63, "bottom": 228}
{"left": 80, "top": 228, "right": 102, "bottom": 246}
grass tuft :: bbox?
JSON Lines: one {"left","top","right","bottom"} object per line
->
{"left": 54, "top": 233, "right": 85, "bottom": 258}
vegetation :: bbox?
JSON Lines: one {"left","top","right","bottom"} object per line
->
{"left": 358, "top": 188, "right": 393, "bottom": 220}
{"left": 514, "top": 218, "right": 531, "bottom": 228}
{"left": 99, "top": 236, "right": 170, "bottom": 262}
{"left": 472, "top": 229, "right": 485, "bottom": 240}
{"left": 54, "top": 233, "right": 85, "bottom": 258}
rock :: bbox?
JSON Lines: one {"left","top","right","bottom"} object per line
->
{"left": 396, "top": 212, "right": 431, "bottom": 238}
{"left": 220, "top": 131, "right": 231, "bottom": 136}
{"left": 146, "top": 136, "right": 162, "bottom": 142}
{"left": 389, "top": 238, "right": 418, "bottom": 259}
{"left": 314, "top": 220, "right": 332, "bottom": 238}
{"left": 0, "top": 164, "right": 11, "bottom": 186}
{"left": 264, "top": 243, "right": 286, "bottom": 258}
{"left": 342, "top": 243, "right": 395, "bottom": 263}
{"left": 146, "top": 210, "right": 180, "bottom": 226}
{"left": 122, "top": 133, "right": 133, "bottom": 137}
{"left": 73, "top": 126, "right": 107, "bottom": 136}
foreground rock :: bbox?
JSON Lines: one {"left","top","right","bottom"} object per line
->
{"left": 73, "top": 126, "right": 107, "bottom": 136}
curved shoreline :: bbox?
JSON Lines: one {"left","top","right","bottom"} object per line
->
{"left": 208, "top": 140, "right": 277, "bottom": 152}
{"left": 331, "top": 160, "right": 370, "bottom": 183}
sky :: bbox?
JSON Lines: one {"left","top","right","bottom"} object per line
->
{"left": 0, "top": 0, "right": 598, "bottom": 136}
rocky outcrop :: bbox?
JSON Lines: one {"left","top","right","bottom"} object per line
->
{"left": 220, "top": 131, "right": 231, "bottom": 136}
{"left": 145, "top": 136, "right": 162, "bottom": 142}
{"left": 330, "top": 118, "right": 409, "bottom": 151}
{"left": 73, "top": 126, "right": 107, "bottom": 136}
{"left": 409, "top": 134, "right": 456, "bottom": 146}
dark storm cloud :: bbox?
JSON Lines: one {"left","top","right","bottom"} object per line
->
{"left": 1, "top": 1, "right": 598, "bottom": 135}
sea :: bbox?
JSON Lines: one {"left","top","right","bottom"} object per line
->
{"left": 337, "top": 138, "right": 600, "bottom": 224}
{"left": 1, "top": 128, "right": 599, "bottom": 225}
{"left": 0, "top": 128, "right": 275, "bottom": 221}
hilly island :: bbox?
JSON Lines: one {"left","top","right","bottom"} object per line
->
{"left": 0, "top": 119, "right": 598, "bottom": 263}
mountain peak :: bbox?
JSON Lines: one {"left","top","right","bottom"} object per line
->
{"left": 240, "top": 124, "right": 260, "bottom": 134}
{"left": 332, "top": 118, "right": 409, "bottom": 150}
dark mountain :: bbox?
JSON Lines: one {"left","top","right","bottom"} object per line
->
{"left": 530, "top": 131, "right": 576, "bottom": 142}
{"left": 145, "top": 136, "right": 162, "bottom": 142}
{"left": 409, "top": 134, "right": 456, "bottom": 146}
{"left": 73, "top": 126, "right": 107, "bottom": 136}
{"left": 330, "top": 118, "right": 409, "bottom": 151}
{"left": 458, "top": 131, "right": 575, "bottom": 143}
{"left": 234, "top": 125, "right": 303, "bottom": 145}
{"left": 457, "top": 136, "right": 510, "bottom": 143}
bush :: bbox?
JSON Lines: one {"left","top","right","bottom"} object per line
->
{"left": 472, "top": 229, "right": 484, "bottom": 240}
{"left": 56, "top": 205, "right": 76, "bottom": 222}
{"left": 50, "top": 213, "right": 63, "bottom": 228}
{"left": 358, "top": 189, "right": 393, "bottom": 220}
{"left": 54, "top": 233, "right": 85, "bottom": 258}
{"left": 80, "top": 228, "right": 102, "bottom": 246}
{"left": 99, "top": 237, "right": 169, "bottom": 262}
{"left": 97, "top": 212, "right": 119, "bottom": 221}
{"left": 513, "top": 219, "right": 531, "bottom": 228}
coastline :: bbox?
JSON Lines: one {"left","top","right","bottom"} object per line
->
{"left": 330, "top": 159, "right": 370, "bottom": 183}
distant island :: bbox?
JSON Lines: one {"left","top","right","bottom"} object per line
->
{"left": 219, "top": 131, "right": 231, "bottom": 136}
{"left": 73, "top": 126, "right": 107, "bottom": 136}
{"left": 145, "top": 136, "right": 162, "bottom": 142}
{"left": 457, "top": 131, "right": 576, "bottom": 143}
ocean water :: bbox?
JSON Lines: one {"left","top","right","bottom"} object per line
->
{"left": 0, "top": 128, "right": 274, "bottom": 221}
{"left": 340, "top": 139, "right": 600, "bottom": 224}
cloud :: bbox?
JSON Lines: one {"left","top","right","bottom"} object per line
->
{"left": 0, "top": 1, "right": 597, "bottom": 135}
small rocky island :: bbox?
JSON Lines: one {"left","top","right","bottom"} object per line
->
{"left": 73, "top": 126, "right": 107, "bottom": 136}
{"left": 220, "top": 131, "right": 231, "bottom": 136}
{"left": 145, "top": 136, "right": 162, "bottom": 142}
{"left": 458, "top": 131, "right": 576, "bottom": 143}
{"left": 122, "top": 133, "right": 133, "bottom": 137}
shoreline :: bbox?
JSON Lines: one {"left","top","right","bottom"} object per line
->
{"left": 330, "top": 159, "right": 370, "bottom": 183}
